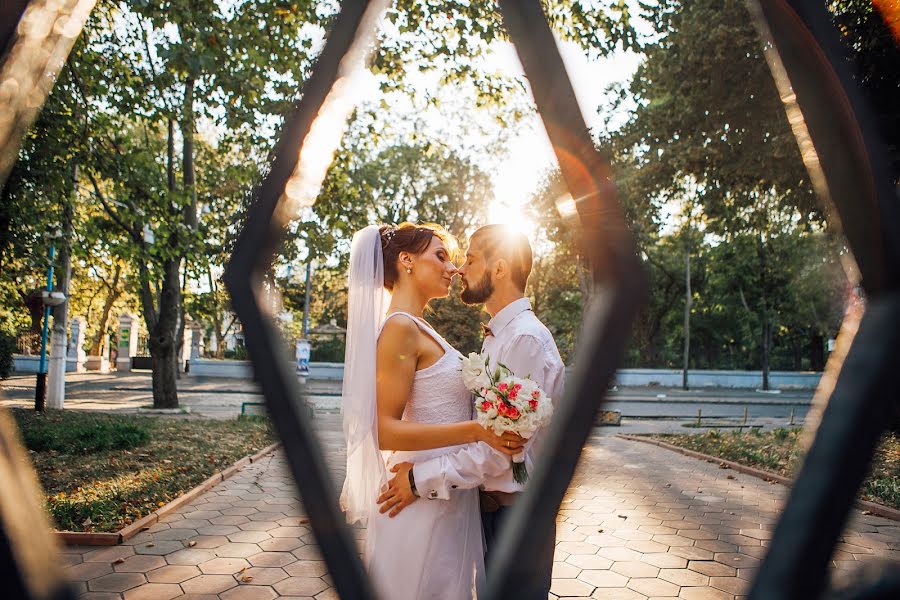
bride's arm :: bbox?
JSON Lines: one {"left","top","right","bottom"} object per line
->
{"left": 376, "top": 318, "right": 521, "bottom": 455}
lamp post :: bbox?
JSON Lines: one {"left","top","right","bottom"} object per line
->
{"left": 35, "top": 245, "right": 54, "bottom": 411}
{"left": 34, "top": 246, "right": 67, "bottom": 411}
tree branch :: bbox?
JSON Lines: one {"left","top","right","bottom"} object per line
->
{"left": 86, "top": 171, "right": 143, "bottom": 243}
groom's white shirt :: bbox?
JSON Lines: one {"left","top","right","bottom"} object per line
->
{"left": 413, "top": 297, "right": 565, "bottom": 499}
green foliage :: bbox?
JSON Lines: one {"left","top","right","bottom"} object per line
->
{"left": 15, "top": 409, "right": 273, "bottom": 532}
{"left": 0, "top": 330, "right": 15, "bottom": 378}
{"left": 429, "top": 281, "right": 486, "bottom": 356}
{"left": 310, "top": 337, "right": 346, "bottom": 363}
{"left": 16, "top": 412, "right": 150, "bottom": 454}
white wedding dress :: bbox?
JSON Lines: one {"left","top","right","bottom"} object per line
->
{"left": 366, "top": 311, "right": 485, "bottom": 600}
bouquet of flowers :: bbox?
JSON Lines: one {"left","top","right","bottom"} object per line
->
{"left": 460, "top": 352, "right": 553, "bottom": 483}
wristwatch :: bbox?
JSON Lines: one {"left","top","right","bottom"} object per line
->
{"left": 408, "top": 467, "right": 419, "bottom": 497}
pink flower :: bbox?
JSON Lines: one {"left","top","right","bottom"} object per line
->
{"left": 528, "top": 399, "right": 538, "bottom": 410}
{"left": 497, "top": 403, "right": 508, "bottom": 416}
{"left": 513, "top": 383, "right": 522, "bottom": 391}
{"left": 508, "top": 389, "right": 518, "bottom": 400}
{"left": 531, "top": 390, "right": 541, "bottom": 400}
{"left": 480, "top": 400, "right": 494, "bottom": 412}
{"left": 497, "top": 383, "right": 509, "bottom": 393}
{"left": 507, "top": 406, "right": 521, "bottom": 420}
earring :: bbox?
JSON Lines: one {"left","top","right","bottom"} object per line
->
{"left": 406, "top": 268, "right": 412, "bottom": 274}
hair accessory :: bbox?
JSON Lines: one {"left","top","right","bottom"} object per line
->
{"left": 383, "top": 226, "right": 397, "bottom": 244}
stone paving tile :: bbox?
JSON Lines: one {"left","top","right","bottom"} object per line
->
{"left": 64, "top": 418, "right": 900, "bottom": 599}
{"left": 87, "top": 572, "right": 146, "bottom": 593}
{"left": 112, "top": 555, "right": 166, "bottom": 573}
{"left": 146, "top": 564, "right": 201, "bottom": 583}
{"left": 220, "top": 585, "right": 279, "bottom": 600}
{"left": 121, "top": 582, "right": 182, "bottom": 600}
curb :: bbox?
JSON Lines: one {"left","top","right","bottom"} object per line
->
{"left": 616, "top": 434, "right": 900, "bottom": 522}
{"left": 56, "top": 442, "right": 281, "bottom": 546}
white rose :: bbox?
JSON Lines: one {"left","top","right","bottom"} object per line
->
{"left": 461, "top": 352, "right": 492, "bottom": 391}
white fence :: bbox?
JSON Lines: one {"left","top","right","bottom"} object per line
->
{"left": 13, "top": 355, "right": 822, "bottom": 390}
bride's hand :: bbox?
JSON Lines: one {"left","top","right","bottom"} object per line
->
{"left": 476, "top": 425, "right": 525, "bottom": 457}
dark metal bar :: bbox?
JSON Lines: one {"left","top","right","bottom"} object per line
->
{"left": 0, "top": 408, "right": 76, "bottom": 600}
{"left": 748, "top": 0, "right": 900, "bottom": 296}
{"left": 749, "top": 294, "right": 900, "bottom": 600}
{"left": 745, "top": 1, "right": 900, "bottom": 598}
{"left": 485, "top": 1, "right": 646, "bottom": 598}
{"left": 223, "top": 1, "right": 386, "bottom": 599}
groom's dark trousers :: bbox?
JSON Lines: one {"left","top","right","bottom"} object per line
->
{"left": 481, "top": 492, "right": 556, "bottom": 600}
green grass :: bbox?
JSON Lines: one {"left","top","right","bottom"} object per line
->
{"left": 650, "top": 428, "right": 900, "bottom": 510}
{"left": 12, "top": 409, "right": 275, "bottom": 533}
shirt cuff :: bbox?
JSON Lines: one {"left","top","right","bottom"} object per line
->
{"left": 412, "top": 459, "right": 449, "bottom": 500}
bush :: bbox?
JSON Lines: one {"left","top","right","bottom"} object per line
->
{"left": 310, "top": 337, "right": 346, "bottom": 362}
{"left": 223, "top": 346, "right": 248, "bottom": 360}
{"left": 0, "top": 331, "right": 14, "bottom": 378}
{"left": 21, "top": 413, "right": 149, "bottom": 454}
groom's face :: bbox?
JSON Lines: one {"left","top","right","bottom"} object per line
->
{"left": 459, "top": 240, "right": 494, "bottom": 305}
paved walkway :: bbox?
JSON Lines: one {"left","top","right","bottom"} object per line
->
{"left": 59, "top": 415, "right": 900, "bottom": 600}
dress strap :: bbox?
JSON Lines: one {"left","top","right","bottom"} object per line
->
{"left": 380, "top": 312, "right": 448, "bottom": 349}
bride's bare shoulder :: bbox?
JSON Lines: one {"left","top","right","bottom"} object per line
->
{"left": 377, "top": 316, "right": 420, "bottom": 351}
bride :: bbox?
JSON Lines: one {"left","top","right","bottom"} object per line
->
{"left": 340, "top": 223, "right": 524, "bottom": 600}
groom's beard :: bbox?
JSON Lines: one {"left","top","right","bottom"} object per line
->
{"left": 460, "top": 271, "right": 494, "bottom": 305}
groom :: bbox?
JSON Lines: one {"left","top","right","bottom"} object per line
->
{"left": 377, "top": 225, "right": 565, "bottom": 599}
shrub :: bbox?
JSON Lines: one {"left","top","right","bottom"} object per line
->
{"left": 0, "top": 331, "right": 14, "bottom": 378}
{"left": 21, "top": 413, "right": 149, "bottom": 454}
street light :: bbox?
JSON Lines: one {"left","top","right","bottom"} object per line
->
{"left": 34, "top": 245, "right": 66, "bottom": 412}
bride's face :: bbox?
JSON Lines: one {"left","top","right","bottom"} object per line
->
{"left": 404, "top": 236, "right": 458, "bottom": 299}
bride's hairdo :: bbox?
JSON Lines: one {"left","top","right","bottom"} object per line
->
{"left": 379, "top": 222, "right": 457, "bottom": 291}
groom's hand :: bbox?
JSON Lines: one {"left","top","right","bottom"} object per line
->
{"left": 377, "top": 462, "right": 417, "bottom": 518}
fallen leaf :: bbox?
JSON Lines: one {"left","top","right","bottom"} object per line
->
{"left": 240, "top": 575, "right": 253, "bottom": 583}
{"left": 597, "top": 529, "right": 604, "bottom": 533}
{"left": 112, "top": 558, "right": 125, "bottom": 565}
{"left": 726, "top": 475, "right": 735, "bottom": 480}
{"left": 299, "top": 519, "right": 309, "bottom": 524}
{"left": 862, "top": 510, "right": 874, "bottom": 516}
{"left": 188, "top": 541, "right": 197, "bottom": 547}
{"left": 239, "top": 567, "right": 247, "bottom": 573}
{"left": 146, "top": 543, "right": 155, "bottom": 548}
{"left": 718, "top": 462, "right": 730, "bottom": 470}
{"left": 617, "top": 515, "right": 627, "bottom": 520}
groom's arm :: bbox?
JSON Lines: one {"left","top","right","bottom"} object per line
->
{"left": 413, "top": 334, "right": 552, "bottom": 500}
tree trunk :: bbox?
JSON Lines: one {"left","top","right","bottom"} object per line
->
{"left": 207, "top": 265, "right": 225, "bottom": 358}
{"left": 759, "top": 233, "right": 770, "bottom": 391}
{"left": 682, "top": 248, "right": 691, "bottom": 390}
{"left": 89, "top": 264, "right": 122, "bottom": 356}
{"left": 47, "top": 166, "right": 76, "bottom": 409}
{"left": 146, "top": 118, "right": 182, "bottom": 409}
{"left": 150, "top": 258, "right": 181, "bottom": 408}
{"left": 175, "top": 77, "right": 197, "bottom": 375}
{"left": 175, "top": 263, "right": 186, "bottom": 377}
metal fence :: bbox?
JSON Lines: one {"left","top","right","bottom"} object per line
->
{"left": 0, "top": 1, "right": 898, "bottom": 599}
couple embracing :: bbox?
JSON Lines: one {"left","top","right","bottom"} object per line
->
{"left": 340, "top": 222, "right": 564, "bottom": 600}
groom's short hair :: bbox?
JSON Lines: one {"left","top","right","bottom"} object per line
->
{"left": 471, "top": 225, "right": 533, "bottom": 292}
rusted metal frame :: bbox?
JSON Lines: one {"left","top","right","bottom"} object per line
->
{"left": 485, "top": 1, "right": 646, "bottom": 598}
{"left": 745, "top": 1, "right": 900, "bottom": 598}
{"left": 222, "top": 1, "right": 382, "bottom": 598}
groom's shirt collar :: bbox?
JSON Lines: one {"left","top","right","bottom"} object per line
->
{"left": 487, "top": 297, "right": 532, "bottom": 338}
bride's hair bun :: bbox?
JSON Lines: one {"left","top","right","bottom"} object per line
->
{"left": 379, "top": 222, "right": 457, "bottom": 291}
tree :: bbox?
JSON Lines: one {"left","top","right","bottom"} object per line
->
{"left": 608, "top": 0, "right": 835, "bottom": 386}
